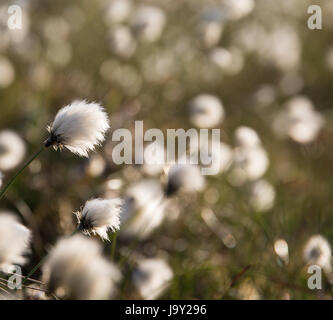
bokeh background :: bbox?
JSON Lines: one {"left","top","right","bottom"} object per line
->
{"left": 0, "top": 0, "right": 333, "bottom": 299}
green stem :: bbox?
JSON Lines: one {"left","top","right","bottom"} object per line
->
{"left": 0, "top": 146, "right": 46, "bottom": 201}
{"left": 111, "top": 231, "right": 118, "bottom": 260}
{"left": 23, "top": 257, "right": 45, "bottom": 284}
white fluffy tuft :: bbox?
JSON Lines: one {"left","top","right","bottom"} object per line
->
{"left": 48, "top": 100, "right": 110, "bottom": 157}
{"left": 42, "top": 235, "right": 121, "bottom": 299}
{"left": 76, "top": 198, "right": 123, "bottom": 241}
{"left": 0, "top": 213, "right": 31, "bottom": 272}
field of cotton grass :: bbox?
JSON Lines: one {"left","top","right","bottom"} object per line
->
{"left": 0, "top": 0, "right": 333, "bottom": 300}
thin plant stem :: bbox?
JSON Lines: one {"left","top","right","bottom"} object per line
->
{"left": 0, "top": 146, "right": 46, "bottom": 201}
{"left": 111, "top": 231, "right": 118, "bottom": 260}
{"left": 23, "top": 257, "right": 46, "bottom": 284}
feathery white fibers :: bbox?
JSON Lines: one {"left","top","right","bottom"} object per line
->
{"left": 46, "top": 100, "right": 110, "bottom": 157}
{"left": 0, "top": 130, "right": 26, "bottom": 171}
{"left": 130, "top": 6, "right": 166, "bottom": 43}
{"left": 167, "top": 163, "right": 205, "bottom": 196}
{"left": 303, "top": 235, "right": 332, "bottom": 272}
{"left": 249, "top": 179, "right": 275, "bottom": 212}
{"left": 120, "top": 179, "right": 166, "bottom": 240}
{"left": 0, "top": 213, "right": 31, "bottom": 272}
{"left": 42, "top": 235, "right": 121, "bottom": 300}
{"left": 75, "top": 198, "right": 123, "bottom": 241}
{"left": 132, "top": 258, "right": 173, "bottom": 300}
{"left": 189, "top": 94, "right": 224, "bottom": 128}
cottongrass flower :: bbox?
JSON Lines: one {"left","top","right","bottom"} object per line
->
{"left": 0, "top": 213, "right": 31, "bottom": 272}
{"left": 45, "top": 100, "right": 109, "bottom": 157}
{"left": 189, "top": 139, "right": 233, "bottom": 175}
{"left": 132, "top": 258, "right": 173, "bottom": 300}
{"left": 273, "top": 96, "right": 324, "bottom": 144}
{"left": 104, "top": 0, "right": 132, "bottom": 26}
{"left": 42, "top": 235, "right": 121, "bottom": 300}
{"left": 229, "top": 126, "right": 269, "bottom": 185}
{"left": 130, "top": 6, "right": 166, "bottom": 43}
{"left": 166, "top": 163, "right": 205, "bottom": 196}
{"left": 234, "top": 126, "right": 261, "bottom": 148}
{"left": 198, "top": 6, "right": 225, "bottom": 48}
{"left": 0, "top": 130, "right": 26, "bottom": 171}
{"left": 75, "top": 198, "right": 123, "bottom": 241}
{"left": 303, "top": 235, "right": 332, "bottom": 273}
{"left": 189, "top": 94, "right": 225, "bottom": 128}
{"left": 274, "top": 239, "right": 289, "bottom": 264}
{"left": 0, "top": 56, "right": 15, "bottom": 88}
{"left": 120, "top": 179, "right": 166, "bottom": 240}
{"left": 248, "top": 179, "right": 275, "bottom": 212}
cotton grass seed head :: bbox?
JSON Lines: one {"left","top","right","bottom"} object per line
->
{"left": 0, "top": 130, "right": 26, "bottom": 171}
{"left": 303, "top": 235, "right": 332, "bottom": 272}
{"left": 45, "top": 100, "right": 110, "bottom": 157}
{"left": 166, "top": 163, "right": 205, "bottom": 196}
{"left": 189, "top": 94, "right": 224, "bottom": 128}
{"left": 0, "top": 213, "right": 31, "bottom": 272}
{"left": 132, "top": 258, "right": 173, "bottom": 300}
{"left": 75, "top": 198, "right": 123, "bottom": 241}
{"left": 42, "top": 235, "right": 121, "bottom": 300}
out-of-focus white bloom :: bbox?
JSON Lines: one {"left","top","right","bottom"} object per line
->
{"left": 234, "top": 126, "right": 261, "bottom": 148}
{"left": 262, "top": 26, "right": 301, "bottom": 71}
{"left": 209, "top": 47, "right": 244, "bottom": 75}
{"left": 189, "top": 94, "right": 225, "bottom": 128}
{"left": 230, "top": 146, "right": 269, "bottom": 185}
{"left": 249, "top": 179, "right": 275, "bottom": 212}
{"left": 274, "top": 239, "right": 289, "bottom": 264}
{"left": 236, "top": 279, "right": 261, "bottom": 300}
{"left": 0, "top": 56, "right": 15, "bottom": 88}
{"left": 142, "top": 142, "right": 165, "bottom": 176}
{"left": 75, "top": 198, "right": 123, "bottom": 241}
{"left": 224, "top": 0, "right": 255, "bottom": 20}
{"left": 46, "top": 100, "right": 110, "bottom": 157}
{"left": 42, "top": 235, "right": 121, "bottom": 299}
{"left": 109, "top": 26, "right": 137, "bottom": 58}
{"left": 132, "top": 258, "right": 173, "bottom": 299}
{"left": 229, "top": 126, "right": 269, "bottom": 185}
{"left": 167, "top": 164, "right": 205, "bottom": 196}
{"left": 326, "top": 46, "right": 333, "bottom": 71}
{"left": 104, "top": 0, "right": 132, "bottom": 25}
{"left": 0, "top": 130, "right": 26, "bottom": 171}
{"left": 0, "top": 172, "right": 3, "bottom": 188}
{"left": 198, "top": 7, "right": 225, "bottom": 48}
{"left": 87, "top": 154, "right": 106, "bottom": 177}
{"left": 0, "top": 213, "right": 31, "bottom": 272}
{"left": 304, "top": 235, "right": 332, "bottom": 272}
{"left": 273, "top": 96, "right": 324, "bottom": 144}
{"left": 120, "top": 180, "right": 166, "bottom": 240}
{"left": 43, "top": 17, "right": 70, "bottom": 43}
{"left": 253, "top": 84, "right": 276, "bottom": 108}
{"left": 130, "top": 6, "right": 166, "bottom": 42}
{"left": 190, "top": 139, "right": 232, "bottom": 175}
